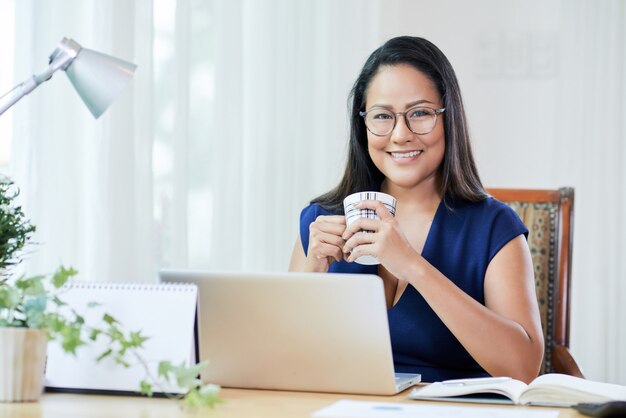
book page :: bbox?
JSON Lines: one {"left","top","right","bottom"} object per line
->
{"left": 44, "top": 282, "right": 198, "bottom": 394}
{"left": 409, "top": 378, "right": 528, "bottom": 404}
{"left": 520, "top": 373, "right": 626, "bottom": 406}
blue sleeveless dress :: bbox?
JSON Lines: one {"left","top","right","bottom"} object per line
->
{"left": 299, "top": 197, "right": 528, "bottom": 382}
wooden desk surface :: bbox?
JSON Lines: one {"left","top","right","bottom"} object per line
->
{"left": 0, "top": 387, "right": 585, "bottom": 418}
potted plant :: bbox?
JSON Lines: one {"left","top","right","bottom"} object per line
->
{"left": 0, "top": 176, "right": 221, "bottom": 406}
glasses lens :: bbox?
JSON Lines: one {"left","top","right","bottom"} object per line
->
{"left": 407, "top": 107, "right": 437, "bottom": 135}
{"left": 365, "top": 109, "right": 395, "bottom": 136}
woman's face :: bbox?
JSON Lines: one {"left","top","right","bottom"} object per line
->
{"left": 364, "top": 64, "right": 445, "bottom": 192}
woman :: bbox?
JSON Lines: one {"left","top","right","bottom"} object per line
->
{"left": 288, "top": 36, "right": 544, "bottom": 383}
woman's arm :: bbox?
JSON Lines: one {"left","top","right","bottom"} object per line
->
{"left": 343, "top": 200, "right": 544, "bottom": 383}
{"left": 404, "top": 235, "right": 544, "bottom": 383}
{"left": 288, "top": 234, "right": 307, "bottom": 271}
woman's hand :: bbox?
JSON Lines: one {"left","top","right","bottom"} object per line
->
{"left": 342, "top": 200, "right": 417, "bottom": 277}
{"left": 304, "top": 215, "right": 347, "bottom": 272}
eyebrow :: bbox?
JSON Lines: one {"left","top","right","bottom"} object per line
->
{"left": 369, "top": 99, "right": 436, "bottom": 109}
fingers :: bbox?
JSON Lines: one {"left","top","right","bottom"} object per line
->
{"left": 310, "top": 215, "right": 346, "bottom": 246}
{"left": 307, "top": 215, "right": 347, "bottom": 266}
{"left": 343, "top": 217, "right": 379, "bottom": 239}
{"left": 345, "top": 243, "right": 376, "bottom": 264}
{"left": 343, "top": 230, "right": 376, "bottom": 259}
{"left": 356, "top": 200, "right": 394, "bottom": 221}
{"left": 341, "top": 200, "right": 401, "bottom": 264}
{"left": 316, "top": 215, "right": 347, "bottom": 224}
{"left": 309, "top": 232, "right": 344, "bottom": 260}
{"left": 313, "top": 221, "right": 346, "bottom": 237}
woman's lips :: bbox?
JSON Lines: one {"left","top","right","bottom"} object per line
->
{"left": 389, "top": 150, "right": 423, "bottom": 159}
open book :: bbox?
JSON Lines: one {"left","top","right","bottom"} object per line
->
{"left": 409, "top": 374, "right": 626, "bottom": 407}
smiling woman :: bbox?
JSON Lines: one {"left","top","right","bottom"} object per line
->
{"left": 289, "top": 36, "right": 544, "bottom": 384}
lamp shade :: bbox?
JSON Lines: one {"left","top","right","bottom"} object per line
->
{"left": 64, "top": 48, "right": 137, "bottom": 118}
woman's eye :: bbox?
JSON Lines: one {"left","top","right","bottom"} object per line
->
{"left": 372, "top": 112, "right": 392, "bottom": 120}
{"left": 409, "top": 109, "right": 430, "bottom": 118}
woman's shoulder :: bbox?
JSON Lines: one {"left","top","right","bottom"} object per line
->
{"left": 448, "top": 196, "right": 518, "bottom": 219}
{"left": 299, "top": 202, "right": 339, "bottom": 225}
{"left": 443, "top": 196, "right": 527, "bottom": 236}
{"left": 442, "top": 196, "right": 528, "bottom": 262}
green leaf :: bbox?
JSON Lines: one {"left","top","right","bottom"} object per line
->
{"left": 52, "top": 295, "right": 66, "bottom": 306}
{"left": 96, "top": 348, "right": 113, "bottom": 362}
{"left": 51, "top": 266, "right": 78, "bottom": 288}
{"left": 172, "top": 361, "right": 206, "bottom": 389}
{"left": 114, "top": 355, "right": 130, "bottom": 368}
{"left": 128, "top": 331, "right": 149, "bottom": 348}
{"left": 106, "top": 324, "right": 124, "bottom": 341}
{"left": 157, "top": 361, "right": 173, "bottom": 380}
{"left": 140, "top": 380, "right": 153, "bottom": 397}
{"left": 198, "top": 383, "right": 221, "bottom": 396}
{"left": 103, "top": 313, "right": 118, "bottom": 325}
{"left": 26, "top": 312, "right": 45, "bottom": 328}
{"left": 24, "top": 294, "right": 47, "bottom": 315}
{"left": 89, "top": 328, "right": 102, "bottom": 341}
{"left": 47, "top": 315, "right": 66, "bottom": 332}
{"left": 61, "top": 324, "right": 84, "bottom": 355}
{"left": 17, "top": 276, "right": 45, "bottom": 296}
{"left": 183, "top": 384, "right": 223, "bottom": 408}
{"left": 23, "top": 295, "right": 47, "bottom": 328}
{"left": 0, "top": 287, "right": 20, "bottom": 309}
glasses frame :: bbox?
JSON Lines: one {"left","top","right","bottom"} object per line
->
{"left": 359, "top": 106, "right": 446, "bottom": 136}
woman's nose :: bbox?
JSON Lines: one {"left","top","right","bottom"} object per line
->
{"left": 390, "top": 115, "right": 412, "bottom": 143}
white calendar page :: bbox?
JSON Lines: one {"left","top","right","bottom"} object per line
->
{"left": 44, "top": 282, "right": 198, "bottom": 395}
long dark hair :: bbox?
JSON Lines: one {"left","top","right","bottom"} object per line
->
{"left": 312, "top": 36, "right": 487, "bottom": 212}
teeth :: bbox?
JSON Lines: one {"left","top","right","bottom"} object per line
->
{"left": 391, "top": 150, "right": 422, "bottom": 158}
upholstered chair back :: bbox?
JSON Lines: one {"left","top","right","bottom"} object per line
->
{"left": 487, "top": 188, "right": 583, "bottom": 377}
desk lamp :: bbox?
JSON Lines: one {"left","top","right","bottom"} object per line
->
{"left": 0, "top": 37, "right": 136, "bottom": 118}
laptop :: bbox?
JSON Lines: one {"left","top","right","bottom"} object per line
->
{"left": 159, "top": 270, "right": 421, "bottom": 395}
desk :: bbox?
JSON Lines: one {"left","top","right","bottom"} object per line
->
{"left": 0, "top": 388, "right": 585, "bottom": 418}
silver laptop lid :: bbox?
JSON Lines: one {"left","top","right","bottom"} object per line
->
{"left": 160, "top": 270, "right": 406, "bottom": 395}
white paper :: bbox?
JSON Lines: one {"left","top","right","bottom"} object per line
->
{"left": 44, "top": 282, "right": 198, "bottom": 394}
{"left": 311, "top": 400, "right": 559, "bottom": 418}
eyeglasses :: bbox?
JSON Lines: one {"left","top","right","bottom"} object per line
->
{"left": 359, "top": 106, "right": 446, "bottom": 136}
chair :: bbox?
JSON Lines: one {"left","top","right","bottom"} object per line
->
{"left": 487, "top": 187, "right": 583, "bottom": 377}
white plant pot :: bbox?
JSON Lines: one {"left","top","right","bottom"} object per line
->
{"left": 0, "top": 327, "right": 47, "bottom": 402}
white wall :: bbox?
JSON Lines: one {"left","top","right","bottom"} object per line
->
{"left": 380, "top": 0, "right": 562, "bottom": 187}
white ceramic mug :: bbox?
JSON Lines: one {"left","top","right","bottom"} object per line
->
{"left": 343, "top": 191, "right": 397, "bottom": 265}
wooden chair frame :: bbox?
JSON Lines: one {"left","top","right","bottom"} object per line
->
{"left": 487, "top": 187, "right": 583, "bottom": 377}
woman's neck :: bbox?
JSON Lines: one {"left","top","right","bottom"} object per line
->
{"left": 381, "top": 177, "right": 442, "bottom": 212}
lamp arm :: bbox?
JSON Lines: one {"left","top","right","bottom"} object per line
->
{"left": 0, "top": 45, "right": 77, "bottom": 116}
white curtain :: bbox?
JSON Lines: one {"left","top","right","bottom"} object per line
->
{"left": 8, "top": 0, "right": 380, "bottom": 278}
{"left": 11, "top": 0, "right": 155, "bottom": 283}
{"left": 203, "top": 0, "right": 380, "bottom": 271}
{"left": 554, "top": 0, "right": 626, "bottom": 385}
